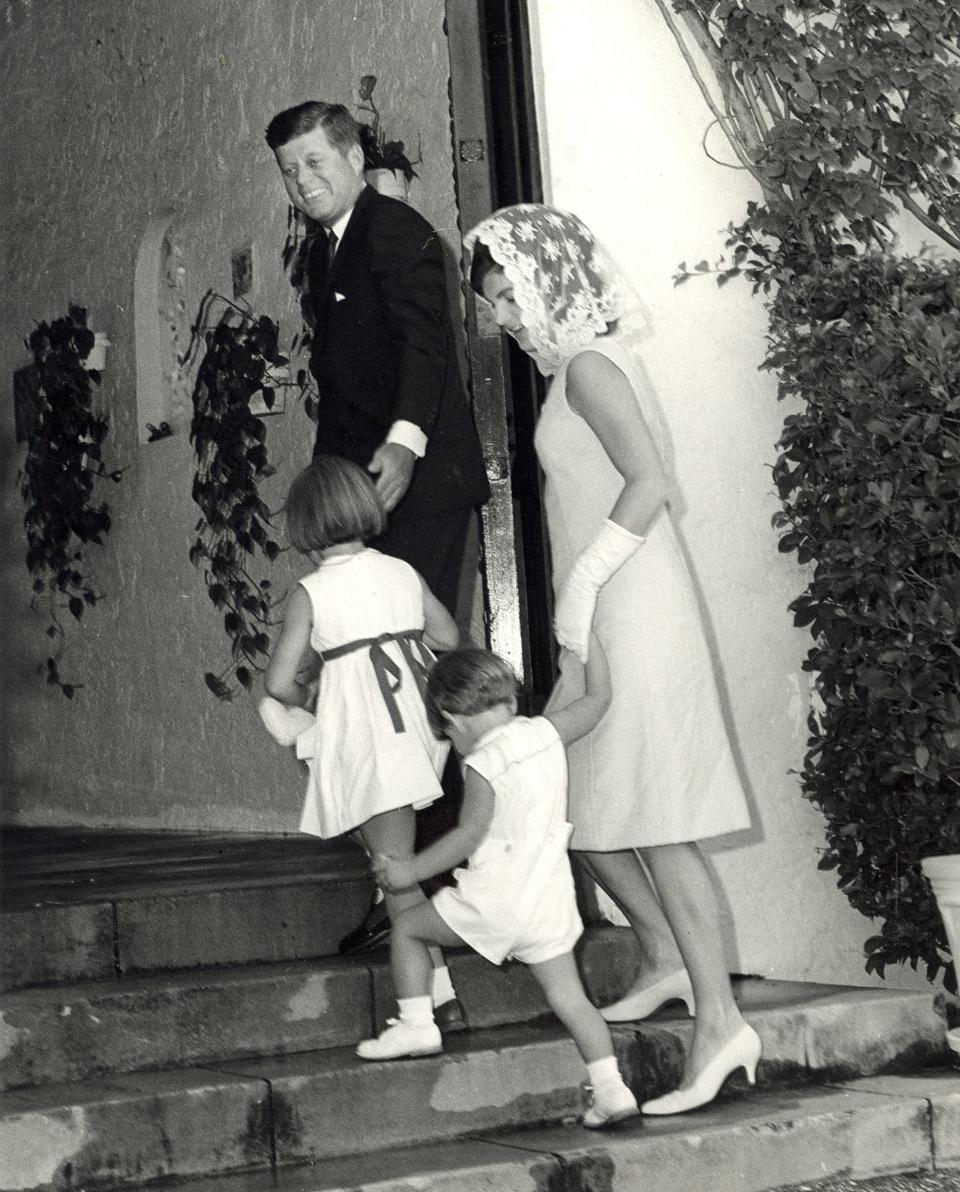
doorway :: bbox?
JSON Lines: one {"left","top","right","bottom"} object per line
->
{"left": 446, "top": 0, "right": 555, "bottom": 710}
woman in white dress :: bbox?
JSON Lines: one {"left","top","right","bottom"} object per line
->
{"left": 465, "top": 205, "right": 761, "bottom": 1114}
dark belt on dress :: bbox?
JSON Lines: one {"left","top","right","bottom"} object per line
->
{"left": 320, "top": 629, "right": 431, "bottom": 734}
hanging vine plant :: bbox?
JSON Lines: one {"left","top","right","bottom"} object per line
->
{"left": 187, "top": 291, "right": 292, "bottom": 700}
{"left": 18, "top": 305, "right": 122, "bottom": 697}
{"left": 661, "top": 0, "right": 960, "bottom": 989}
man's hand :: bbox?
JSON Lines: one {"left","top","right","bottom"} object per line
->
{"left": 371, "top": 852, "right": 417, "bottom": 893}
{"left": 368, "top": 442, "right": 416, "bottom": 512}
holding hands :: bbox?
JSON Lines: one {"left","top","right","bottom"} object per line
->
{"left": 372, "top": 851, "right": 417, "bottom": 893}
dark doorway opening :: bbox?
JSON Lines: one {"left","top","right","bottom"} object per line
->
{"left": 482, "top": 1, "right": 554, "bottom": 711}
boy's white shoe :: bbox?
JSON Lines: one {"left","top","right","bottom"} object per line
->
{"left": 258, "top": 697, "right": 313, "bottom": 747}
{"left": 356, "top": 1018, "right": 443, "bottom": 1060}
{"left": 582, "top": 1079, "right": 640, "bottom": 1129}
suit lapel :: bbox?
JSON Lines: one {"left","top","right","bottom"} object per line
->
{"left": 310, "top": 187, "right": 378, "bottom": 336}
{"left": 330, "top": 185, "right": 377, "bottom": 286}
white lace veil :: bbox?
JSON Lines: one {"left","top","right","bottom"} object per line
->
{"left": 464, "top": 203, "right": 648, "bottom": 377}
{"left": 465, "top": 203, "right": 676, "bottom": 494}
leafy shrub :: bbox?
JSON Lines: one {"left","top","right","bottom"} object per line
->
{"left": 664, "top": 0, "right": 960, "bottom": 988}
{"left": 770, "top": 253, "right": 960, "bottom": 990}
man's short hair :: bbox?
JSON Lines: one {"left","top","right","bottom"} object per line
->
{"left": 425, "top": 648, "right": 519, "bottom": 738}
{"left": 265, "top": 101, "right": 361, "bottom": 154}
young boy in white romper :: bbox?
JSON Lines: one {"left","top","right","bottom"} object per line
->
{"left": 358, "top": 639, "right": 639, "bottom": 1129}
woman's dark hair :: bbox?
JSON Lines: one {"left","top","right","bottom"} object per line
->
{"left": 468, "top": 240, "right": 500, "bottom": 296}
{"left": 425, "top": 647, "right": 518, "bottom": 738}
{"left": 285, "top": 455, "right": 385, "bottom": 553}
{"left": 265, "top": 101, "right": 361, "bottom": 154}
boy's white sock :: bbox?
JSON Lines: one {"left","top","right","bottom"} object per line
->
{"left": 431, "top": 964, "right": 456, "bottom": 1006}
{"left": 398, "top": 995, "right": 435, "bottom": 1027}
{"left": 587, "top": 1055, "right": 623, "bottom": 1087}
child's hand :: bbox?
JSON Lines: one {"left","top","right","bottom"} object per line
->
{"left": 302, "top": 677, "right": 319, "bottom": 713}
{"left": 371, "top": 852, "right": 416, "bottom": 893}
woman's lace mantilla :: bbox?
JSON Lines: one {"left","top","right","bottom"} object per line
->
{"left": 464, "top": 204, "right": 629, "bottom": 377}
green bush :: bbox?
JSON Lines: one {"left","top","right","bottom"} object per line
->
{"left": 770, "top": 253, "right": 960, "bottom": 990}
{"left": 664, "top": 0, "right": 960, "bottom": 989}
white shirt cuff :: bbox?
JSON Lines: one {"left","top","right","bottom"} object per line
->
{"left": 387, "top": 420, "right": 427, "bottom": 458}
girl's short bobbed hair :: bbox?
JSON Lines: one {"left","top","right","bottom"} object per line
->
{"left": 285, "top": 454, "right": 385, "bottom": 553}
{"left": 425, "top": 647, "right": 519, "bottom": 738}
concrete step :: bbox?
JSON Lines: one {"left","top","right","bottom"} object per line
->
{"left": 0, "top": 982, "right": 949, "bottom": 1191}
{"left": 0, "top": 929, "right": 632, "bottom": 1091}
{"left": 5, "top": 1068, "right": 958, "bottom": 1192}
{"left": 1, "top": 830, "right": 371, "bottom": 991}
{"left": 0, "top": 927, "right": 942, "bottom": 1094}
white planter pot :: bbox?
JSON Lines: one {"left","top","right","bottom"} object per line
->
{"left": 921, "top": 853, "right": 960, "bottom": 1057}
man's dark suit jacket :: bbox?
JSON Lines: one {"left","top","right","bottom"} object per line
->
{"left": 307, "top": 184, "right": 490, "bottom": 524}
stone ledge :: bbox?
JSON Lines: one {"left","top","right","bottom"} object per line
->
{"left": 490, "top": 1083, "right": 936, "bottom": 1192}
{"left": 54, "top": 1079, "right": 954, "bottom": 1192}
{"left": 0, "top": 959, "right": 372, "bottom": 1092}
{"left": 830, "top": 1071, "right": 960, "bottom": 1167}
{"left": 0, "top": 1067, "right": 271, "bottom": 1192}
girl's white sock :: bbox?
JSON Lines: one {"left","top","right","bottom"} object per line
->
{"left": 587, "top": 1055, "right": 623, "bottom": 1087}
{"left": 431, "top": 964, "right": 456, "bottom": 1005}
{"left": 398, "top": 995, "right": 435, "bottom": 1027}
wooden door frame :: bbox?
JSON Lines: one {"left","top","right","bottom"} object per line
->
{"left": 445, "top": 0, "right": 553, "bottom": 701}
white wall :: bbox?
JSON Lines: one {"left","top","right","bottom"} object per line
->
{"left": 528, "top": 0, "right": 927, "bottom": 990}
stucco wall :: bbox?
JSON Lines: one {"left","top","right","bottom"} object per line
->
{"left": 0, "top": 0, "right": 457, "bottom": 831}
{"left": 528, "top": 0, "right": 927, "bottom": 991}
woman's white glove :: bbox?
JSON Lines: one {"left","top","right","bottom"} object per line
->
{"left": 554, "top": 519, "right": 644, "bottom": 662}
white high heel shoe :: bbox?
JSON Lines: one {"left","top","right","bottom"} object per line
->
{"left": 600, "top": 969, "right": 696, "bottom": 1023}
{"left": 641, "top": 1022, "right": 762, "bottom": 1115}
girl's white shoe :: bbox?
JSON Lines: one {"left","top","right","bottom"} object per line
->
{"left": 600, "top": 969, "right": 695, "bottom": 1022}
{"left": 356, "top": 1018, "right": 443, "bottom": 1060}
{"left": 258, "top": 696, "right": 313, "bottom": 747}
{"left": 640, "top": 1022, "right": 762, "bottom": 1115}
{"left": 582, "top": 1079, "right": 641, "bottom": 1129}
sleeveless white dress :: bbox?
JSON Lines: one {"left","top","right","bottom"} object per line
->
{"left": 294, "top": 549, "right": 447, "bottom": 839}
{"left": 536, "top": 337, "right": 750, "bottom": 849}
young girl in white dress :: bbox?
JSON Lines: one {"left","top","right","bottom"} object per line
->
{"left": 357, "top": 641, "right": 640, "bottom": 1131}
{"left": 261, "top": 454, "right": 461, "bottom": 1015}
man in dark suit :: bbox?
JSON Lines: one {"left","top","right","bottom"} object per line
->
{"left": 266, "top": 102, "right": 489, "bottom": 977}
{"left": 266, "top": 101, "right": 489, "bottom": 612}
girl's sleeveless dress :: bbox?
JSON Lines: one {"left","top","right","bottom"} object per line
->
{"left": 536, "top": 337, "right": 750, "bottom": 850}
{"left": 294, "top": 548, "right": 447, "bottom": 839}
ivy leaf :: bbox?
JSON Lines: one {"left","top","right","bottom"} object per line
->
{"left": 204, "top": 672, "right": 233, "bottom": 700}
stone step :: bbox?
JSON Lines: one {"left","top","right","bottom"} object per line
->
{"left": 0, "top": 985, "right": 949, "bottom": 1191}
{"left": 0, "top": 926, "right": 942, "bottom": 1095}
{"left": 4, "top": 1066, "right": 958, "bottom": 1192}
{"left": 0, "top": 928, "right": 633, "bottom": 1091}
{"left": 1, "top": 829, "right": 371, "bottom": 991}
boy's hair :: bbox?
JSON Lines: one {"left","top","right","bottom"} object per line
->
{"left": 426, "top": 648, "right": 518, "bottom": 738}
{"left": 285, "top": 455, "right": 385, "bottom": 553}
{"left": 265, "top": 100, "right": 361, "bottom": 153}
